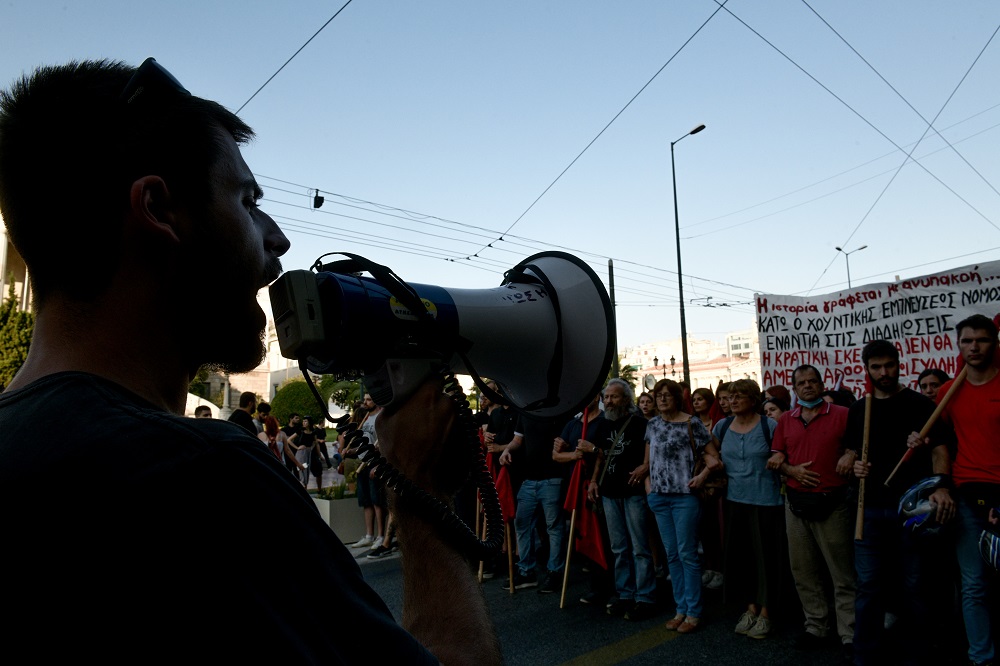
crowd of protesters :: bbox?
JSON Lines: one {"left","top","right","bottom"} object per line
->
{"left": 477, "top": 313, "right": 1000, "bottom": 666}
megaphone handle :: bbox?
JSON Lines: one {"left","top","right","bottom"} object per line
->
{"left": 350, "top": 370, "right": 505, "bottom": 561}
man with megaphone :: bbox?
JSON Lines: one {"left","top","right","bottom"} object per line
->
{"left": 0, "top": 57, "right": 501, "bottom": 665}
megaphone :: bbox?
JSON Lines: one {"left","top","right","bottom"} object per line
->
{"left": 269, "top": 251, "right": 615, "bottom": 420}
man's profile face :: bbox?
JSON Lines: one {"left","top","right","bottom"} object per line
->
{"left": 958, "top": 327, "right": 997, "bottom": 371}
{"left": 866, "top": 356, "right": 899, "bottom": 393}
{"left": 793, "top": 369, "right": 823, "bottom": 402}
{"left": 290, "top": 415, "right": 301, "bottom": 426}
{"left": 180, "top": 128, "right": 289, "bottom": 373}
{"left": 918, "top": 375, "right": 943, "bottom": 399}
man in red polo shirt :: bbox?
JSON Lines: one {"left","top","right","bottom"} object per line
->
{"left": 767, "top": 364, "right": 855, "bottom": 659}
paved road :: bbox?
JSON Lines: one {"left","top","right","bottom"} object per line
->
{"left": 353, "top": 549, "right": 865, "bottom": 666}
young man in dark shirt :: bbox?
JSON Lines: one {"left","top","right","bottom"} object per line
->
{"left": 0, "top": 58, "right": 499, "bottom": 664}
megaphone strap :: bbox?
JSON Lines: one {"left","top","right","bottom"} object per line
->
{"left": 314, "top": 252, "right": 433, "bottom": 327}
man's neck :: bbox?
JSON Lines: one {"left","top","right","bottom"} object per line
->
{"left": 873, "top": 383, "right": 903, "bottom": 400}
{"left": 967, "top": 363, "right": 999, "bottom": 386}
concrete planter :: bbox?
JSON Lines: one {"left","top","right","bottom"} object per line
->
{"left": 313, "top": 497, "right": 366, "bottom": 544}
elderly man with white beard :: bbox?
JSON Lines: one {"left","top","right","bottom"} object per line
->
{"left": 586, "top": 378, "right": 657, "bottom": 621}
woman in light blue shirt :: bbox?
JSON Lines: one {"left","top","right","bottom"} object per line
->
{"left": 713, "top": 378, "right": 783, "bottom": 640}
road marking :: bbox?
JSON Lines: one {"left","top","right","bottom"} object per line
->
{"left": 557, "top": 624, "right": 681, "bottom": 666}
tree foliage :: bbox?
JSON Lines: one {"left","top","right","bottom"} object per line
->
{"left": 321, "top": 377, "right": 361, "bottom": 410}
{"left": 606, "top": 355, "right": 638, "bottom": 395}
{"left": 0, "top": 283, "right": 33, "bottom": 388}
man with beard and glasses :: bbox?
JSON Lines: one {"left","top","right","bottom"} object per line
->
{"left": 847, "top": 340, "right": 954, "bottom": 666}
{"left": 587, "top": 378, "right": 657, "bottom": 621}
{"left": 909, "top": 314, "right": 1000, "bottom": 666}
{"left": 0, "top": 59, "right": 499, "bottom": 664}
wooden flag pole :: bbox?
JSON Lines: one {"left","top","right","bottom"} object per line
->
{"left": 506, "top": 523, "right": 515, "bottom": 594}
{"left": 855, "top": 394, "right": 872, "bottom": 540}
{"left": 559, "top": 408, "right": 589, "bottom": 610}
{"left": 884, "top": 366, "right": 967, "bottom": 487}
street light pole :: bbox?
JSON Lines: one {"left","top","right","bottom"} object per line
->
{"left": 671, "top": 123, "right": 705, "bottom": 386}
{"left": 834, "top": 245, "right": 868, "bottom": 288}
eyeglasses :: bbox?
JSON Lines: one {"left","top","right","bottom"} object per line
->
{"left": 119, "top": 57, "right": 190, "bottom": 109}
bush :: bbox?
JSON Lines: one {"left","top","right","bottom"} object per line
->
{"left": 270, "top": 379, "right": 326, "bottom": 427}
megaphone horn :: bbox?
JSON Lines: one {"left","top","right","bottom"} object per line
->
{"left": 269, "top": 251, "right": 616, "bottom": 420}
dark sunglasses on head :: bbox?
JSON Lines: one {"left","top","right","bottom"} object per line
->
{"left": 119, "top": 57, "right": 190, "bottom": 108}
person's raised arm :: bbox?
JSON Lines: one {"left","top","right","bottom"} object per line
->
{"left": 376, "top": 379, "right": 502, "bottom": 666}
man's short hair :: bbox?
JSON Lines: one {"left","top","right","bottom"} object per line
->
{"left": 0, "top": 59, "right": 254, "bottom": 305}
{"left": 955, "top": 314, "right": 999, "bottom": 340}
{"left": 862, "top": 339, "right": 899, "bottom": 366}
{"left": 603, "top": 377, "right": 636, "bottom": 408}
{"left": 791, "top": 364, "right": 823, "bottom": 387}
{"left": 193, "top": 405, "right": 211, "bottom": 417}
{"left": 238, "top": 391, "right": 257, "bottom": 409}
{"left": 917, "top": 368, "right": 950, "bottom": 384}
{"left": 257, "top": 401, "right": 271, "bottom": 415}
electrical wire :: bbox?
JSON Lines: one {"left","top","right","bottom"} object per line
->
{"left": 236, "top": 1, "right": 354, "bottom": 114}
{"left": 460, "top": 0, "right": 731, "bottom": 261}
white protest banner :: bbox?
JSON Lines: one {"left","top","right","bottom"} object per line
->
{"left": 756, "top": 260, "right": 1000, "bottom": 394}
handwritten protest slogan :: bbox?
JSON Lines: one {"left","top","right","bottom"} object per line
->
{"left": 756, "top": 260, "right": 1000, "bottom": 394}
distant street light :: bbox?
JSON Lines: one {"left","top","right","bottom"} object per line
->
{"left": 671, "top": 124, "right": 706, "bottom": 386}
{"left": 835, "top": 245, "right": 868, "bottom": 288}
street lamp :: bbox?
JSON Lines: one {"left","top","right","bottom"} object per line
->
{"left": 671, "top": 123, "right": 705, "bottom": 386}
{"left": 834, "top": 245, "right": 868, "bottom": 288}
{"left": 670, "top": 355, "right": 676, "bottom": 378}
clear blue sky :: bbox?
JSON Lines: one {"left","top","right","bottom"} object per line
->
{"left": 3, "top": 1, "right": 999, "bottom": 348}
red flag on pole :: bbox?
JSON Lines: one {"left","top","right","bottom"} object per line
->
{"left": 560, "top": 409, "right": 608, "bottom": 569}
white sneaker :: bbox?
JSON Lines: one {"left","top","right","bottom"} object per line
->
{"left": 707, "top": 571, "right": 724, "bottom": 590}
{"left": 734, "top": 610, "right": 757, "bottom": 635}
{"left": 701, "top": 570, "right": 714, "bottom": 585}
{"left": 370, "top": 536, "right": 384, "bottom": 550}
{"left": 350, "top": 535, "right": 373, "bottom": 549}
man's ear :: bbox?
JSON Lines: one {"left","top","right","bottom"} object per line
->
{"left": 128, "top": 176, "right": 182, "bottom": 244}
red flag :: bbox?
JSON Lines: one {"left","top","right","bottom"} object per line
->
{"left": 485, "top": 445, "right": 497, "bottom": 480}
{"left": 574, "top": 497, "right": 608, "bottom": 569}
{"left": 563, "top": 459, "right": 586, "bottom": 512}
{"left": 495, "top": 466, "right": 516, "bottom": 522}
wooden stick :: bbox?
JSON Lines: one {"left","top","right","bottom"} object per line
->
{"left": 884, "top": 365, "right": 968, "bottom": 487}
{"left": 506, "top": 523, "right": 515, "bottom": 594}
{"left": 855, "top": 394, "right": 872, "bottom": 540}
{"left": 475, "top": 495, "right": 483, "bottom": 583}
{"left": 559, "top": 408, "right": 590, "bottom": 609}
{"left": 559, "top": 508, "right": 578, "bottom": 609}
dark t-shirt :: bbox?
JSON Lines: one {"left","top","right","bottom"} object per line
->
{"left": 0, "top": 372, "right": 436, "bottom": 664}
{"left": 514, "top": 414, "right": 566, "bottom": 481}
{"left": 597, "top": 413, "right": 649, "bottom": 498}
{"left": 844, "top": 387, "right": 943, "bottom": 508}
{"left": 228, "top": 408, "right": 257, "bottom": 436}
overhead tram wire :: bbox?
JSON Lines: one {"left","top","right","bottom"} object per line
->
{"left": 235, "top": 1, "right": 354, "bottom": 114}
{"left": 789, "top": 246, "right": 1000, "bottom": 297}
{"left": 683, "top": 103, "right": 1000, "bottom": 231}
{"left": 258, "top": 174, "right": 763, "bottom": 298}
{"left": 458, "top": 0, "right": 731, "bottom": 262}
{"left": 682, "top": 119, "right": 1000, "bottom": 240}
{"left": 715, "top": 1, "right": 996, "bottom": 231}
{"left": 801, "top": 0, "right": 1000, "bottom": 200}
{"left": 805, "top": 21, "right": 1000, "bottom": 294}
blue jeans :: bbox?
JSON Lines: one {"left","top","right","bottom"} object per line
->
{"left": 648, "top": 492, "right": 702, "bottom": 617}
{"left": 956, "top": 498, "right": 995, "bottom": 664}
{"left": 603, "top": 494, "right": 656, "bottom": 604}
{"left": 854, "top": 507, "right": 926, "bottom": 666}
{"left": 514, "top": 478, "right": 565, "bottom": 576}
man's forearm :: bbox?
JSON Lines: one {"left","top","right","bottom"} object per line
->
{"left": 396, "top": 512, "right": 501, "bottom": 666}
